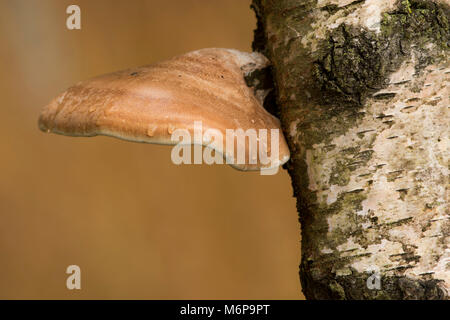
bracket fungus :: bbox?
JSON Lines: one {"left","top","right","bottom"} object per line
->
{"left": 39, "top": 48, "right": 290, "bottom": 173}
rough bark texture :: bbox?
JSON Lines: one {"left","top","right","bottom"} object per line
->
{"left": 252, "top": 0, "right": 449, "bottom": 299}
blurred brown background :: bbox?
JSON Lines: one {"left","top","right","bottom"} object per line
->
{"left": 0, "top": 0, "right": 302, "bottom": 299}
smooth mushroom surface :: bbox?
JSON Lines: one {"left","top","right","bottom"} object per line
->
{"left": 39, "top": 48, "right": 290, "bottom": 171}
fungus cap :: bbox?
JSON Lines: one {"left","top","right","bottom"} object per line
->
{"left": 39, "top": 48, "right": 290, "bottom": 171}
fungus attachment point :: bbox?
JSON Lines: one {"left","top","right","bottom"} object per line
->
{"left": 39, "top": 48, "right": 290, "bottom": 172}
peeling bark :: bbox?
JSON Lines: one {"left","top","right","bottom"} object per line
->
{"left": 252, "top": 0, "right": 449, "bottom": 299}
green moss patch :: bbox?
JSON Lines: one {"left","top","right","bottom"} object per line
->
{"left": 314, "top": 0, "right": 449, "bottom": 108}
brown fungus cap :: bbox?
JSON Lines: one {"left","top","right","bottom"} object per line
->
{"left": 39, "top": 48, "right": 290, "bottom": 171}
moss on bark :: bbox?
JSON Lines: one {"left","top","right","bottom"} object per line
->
{"left": 314, "top": 0, "right": 449, "bottom": 108}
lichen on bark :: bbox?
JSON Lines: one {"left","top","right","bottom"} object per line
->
{"left": 252, "top": 0, "right": 450, "bottom": 299}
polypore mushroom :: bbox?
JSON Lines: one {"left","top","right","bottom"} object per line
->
{"left": 39, "top": 48, "right": 290, "bottom": 173}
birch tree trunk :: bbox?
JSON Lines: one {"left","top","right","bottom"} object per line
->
{"left": 251, "top": 0, "right": 449, "bottom": 299}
